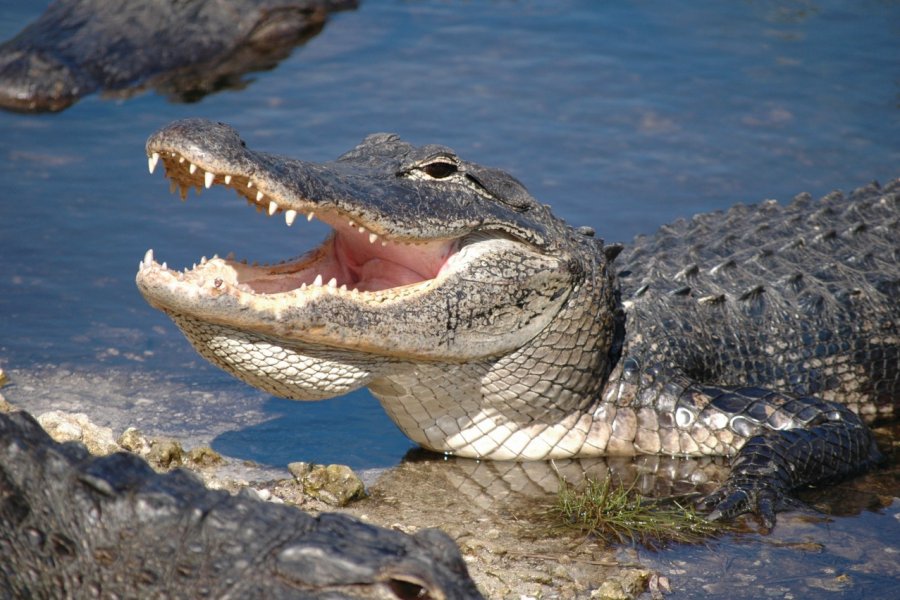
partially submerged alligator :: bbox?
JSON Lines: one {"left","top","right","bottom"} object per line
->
{"left": 138, "top": 118, "right": 899, "bottom": 527}
{"left": 0, "top": 410, "right": 483, "bottom": 599}
{"left": 0, "top": 0, "right": 357, "bottom": 113}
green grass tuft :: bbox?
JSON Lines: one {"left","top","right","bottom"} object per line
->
{"left": 554, "top": 476, "right": 729, "bottom": 548}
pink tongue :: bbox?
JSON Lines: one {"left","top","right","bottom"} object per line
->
{"left": 356, "top": 258, "right": 425, "bottom": 292}
{"left": 334, "top": 231, "right": 453, "bottom": 292}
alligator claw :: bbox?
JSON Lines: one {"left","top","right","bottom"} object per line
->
{"left": 696, "top": 477, "right": 798, "bottom": 531}
{"left": 698, "top": 480, "right": 780, "bottom": 530}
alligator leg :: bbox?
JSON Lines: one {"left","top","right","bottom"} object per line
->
{"left": 689, "top": 386, "right": 884, "bottom": 528}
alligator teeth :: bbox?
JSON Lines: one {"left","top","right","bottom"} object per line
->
{"left": 349, "top": 221, "right": 356, "bottom": 228}
{"left": 327, "top": 277, "right": 337, "bottom": 288}
{"left": 148, "top": 152, "right": 160, "bottom": 174}
{"left": 369, "top": 233, "right": 378, "bottom": 244}
{"left": 381, "top": 241, "right": 388, "bottom": 247}
{"left": 224, "top": 174, "right": 232, "bottom": 185}
{"left": 268, "top": 201, "right": 278, "bottom": 216}
{"left": 143, "top": 249, "right": 154, "bottom": 265}
{"left": 313, "top": 274, "right": 323, "bottom": 286}
{"left": 204, "top": 171, "right": 214, "bottom": 188}
{"left": 284, "top": 209, "right": 297, "bottom": 226}
{"left": 358, "top": 226, "right": 366, "bottom": 234}
{"left": 178, "top": 156, "right": 185, "bottom": 164}
{"left": 307, "top": 212, "right": 315, "bottom": 222}
{"left": 247, "top": 180, "right": 253, "bottom": 188}
{"left": 189, "top": 163, "right": 197, "bottom": 175}
{"left": 256, "top": 190, "right": 264, "bottom": 202}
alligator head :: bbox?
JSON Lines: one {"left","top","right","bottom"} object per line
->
{"left": 0, "top": 0, "right": 357, "bottom": 113}
{"left": 139, "top": 119, "right": 620, "bottom": 459}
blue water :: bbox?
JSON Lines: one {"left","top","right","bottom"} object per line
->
{"left": 1, "top": 1, "right": 898, "bottom": 471}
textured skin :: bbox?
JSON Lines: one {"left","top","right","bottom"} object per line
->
{"left": 608, "top": 186, "right": 897, "bottom": 524}
{"left": 138, "top": 119, "right": 898, "bottom": 525}
{"left": 0, "top": 0, "right": 357, "bottom": 112}
{"left": 0, "top": 411, "right": 484, "bottom": 599}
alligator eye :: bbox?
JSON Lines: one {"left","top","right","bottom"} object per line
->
{"left": 387, "top": 577, "right": 432, "bottom": 600}
{"left": 421, "top": 161, "right": 458, "bottom": 179}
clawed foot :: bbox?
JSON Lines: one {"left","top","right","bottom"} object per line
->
{"left": 696, "top": 475, "right": 806, "bottom": 531}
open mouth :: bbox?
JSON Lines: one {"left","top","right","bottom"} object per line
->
{"left": 137, "top": 124, "right": 573, "bottom": 366}
{"left": 141, "top": 149, "right": 461, "bottom": 300}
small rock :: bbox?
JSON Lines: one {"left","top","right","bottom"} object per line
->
{"left": 118, "top": 427, "right": 151, "bottom": 456}
{"left": 592, "top": 582, "right": 629, "bottom": 600}
{"left": 187, "top": 446, "right": 223, "bottom": 468}
{"left": 648, "top": 573, "right": 671, "bottom": 600}
{"left": 288, "top": 461, "right": 313, "bottom": 479}
{"left": 298, "top": 463, "right": 366, "bottom": 507}
{"left": 268, "top": 478, "right": 307, "bottom": 506}
{"left": 36, "top": 411, "right": 119, "bottom": 455}
{"left": 81, "top": 425, "right": 120, "bottom": 456}
{"left": 147, "top": 437, "right": 184, "bottom": 470}
{"left": 591, "top": 569, "right": 651, "bottom": 600}
{"left": 37, "top": 411, "right": 84, "bottom": 443}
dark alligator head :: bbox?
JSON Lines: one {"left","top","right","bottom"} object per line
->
{"left": 139, "top": 119, "right": 620, "bottom": 459}
{"left": 0, "top": 410, "right": 485, "bottom": 599}
{"left": 0, "top": 0, "right": 357, "bottom": 113}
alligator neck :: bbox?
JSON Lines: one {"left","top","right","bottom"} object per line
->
{"left": 368, "top": 240, "right": 621, "bottom": 460}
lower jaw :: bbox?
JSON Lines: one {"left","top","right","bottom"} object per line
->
{"left": 167, "top": 313, "right": 379, "bottom": 401}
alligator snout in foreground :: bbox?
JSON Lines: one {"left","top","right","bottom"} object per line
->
{"left": 139, "top": 118, "right": 899, "bottom": 528}
{"left": 0, "top": 411, "right": 483, "bottom": 598}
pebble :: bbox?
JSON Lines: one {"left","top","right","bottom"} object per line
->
{"left": 290, "top": 462, "right": 366, "bottom": 507}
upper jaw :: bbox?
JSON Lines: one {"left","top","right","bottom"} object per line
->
{"left": 138, "top": 120, "right": 573, "bottom": 360}
{"left": 145, "top": 118, "right": 554, "bottom": 247}
{"left": 143, "top": 120, "right": 468, "bottom": 297}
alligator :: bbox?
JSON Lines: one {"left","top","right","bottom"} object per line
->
{"left": 0, "top": 410, "right": 483, "bottom": 599}
{"left": 137, "top": 118, "right": 899, "bottom": 528}
{"left": 0, "top": 0, "right": 357, "bottom": 113}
